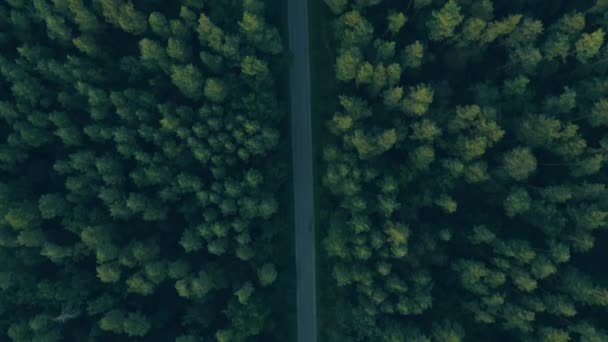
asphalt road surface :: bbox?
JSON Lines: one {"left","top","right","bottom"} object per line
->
{"left": 288, "top": 0, "right": 317, "bottom": 341}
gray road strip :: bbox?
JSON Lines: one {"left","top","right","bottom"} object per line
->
{"left": 288, "top": 0, "right": 317, "bottom": 341}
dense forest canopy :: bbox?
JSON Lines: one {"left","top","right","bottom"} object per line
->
{"left": 0, "top": 0, "right": 291, "bottom": 341}
{"left": 320, "top": 0, "right": 608, "bottom": 341}
{"left": 4, "top": 0, "right": 608, "bottom": 341}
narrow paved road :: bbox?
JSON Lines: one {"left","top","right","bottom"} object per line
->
{"left": 288, "top": 0, "right": 317, "bottom": 341}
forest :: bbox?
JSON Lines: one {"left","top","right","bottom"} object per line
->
{"left": 4, "top": 0, "right": 608, "bottom": 341}
{"left": 319, "top": 0, "right": 608, "bottom": 341}
{"left": 0, "top": 0, "right": 293, "bottom": 341}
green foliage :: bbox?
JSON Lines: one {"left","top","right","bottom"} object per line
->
{"left": 427, "top": 0, "right": 464, "bottom": 42}
{"left": 383, "top": 87, "right": 403, "bottom": 108}
{"left": 575, "top": 29, "right": 605, "bottom": 63}
{"left": 387, "top": 12, "right": 407, "bottom": 34}
{"left": 99, "top": 309, "right": 125, "bottom": 334}
{"left": 38, "top": 194, "right": 66, "bottom": 219}
{"left": 504, "top": 187, "right": 531, "bottom": 217}
{"left": 122, "top": 312, "right": 151, "bottom": 337}
{"left": 325, "top": 0, "right": 348, "bottom": 15}
{"left": 171, "top": 64, "right": 203, "bottom": 100}
{"left": 241, "top": 55, "right": 269, "bottom": 80}
{"left": 257, "top": 263, "right": 278, "bottom": 287}
{"left": 432, "top": 321, "right": 465, "bottom": 342}
{"left": 414, "top": 0, "right": 432, "bottom": 9}
{"left": 503, "top": 75, "right": 530, "bottom": 96}
{"left": 481, "top": 15, "right": 522, "bottom": 44}
{"left": 503, "top": 147, "right": 537, "bottom": 181}
{"left": 235, "top": 282, "right": 255, "bottom": 304}
{"left": 167, "top": 37, "right": 191, "bottom": 62}
{"left": 0, "top": 1, "right": 289, "bottom": 341}
{"left": 401, "top": 84, "right": 434, "bottom": 116}
{"left": 320, "top": 0, "right": 608, "bottom": 340}
{"left": 96, "top": 263, "right": 121, "bottom": 283}
{"left": 204, "top": 78, "right": 227, "bottom": 103}
{"left": 403, "top": 41, "right": 424, "bottom": 68}
{"left": 590, "top": 98, "right": 608, "bottom": 127}
{"left": 336, "top": 48, "right": 362, "bottom": 81}
{"left": 149, "top": 12, "right": 170, "bottom": 37}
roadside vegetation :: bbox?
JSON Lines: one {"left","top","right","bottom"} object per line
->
{"left": 308, "top": 0, "right": 339, "bottom": 341}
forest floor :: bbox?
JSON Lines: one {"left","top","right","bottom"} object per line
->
{"left": 289, "top": 0, "right": 317, "bottom": 341}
